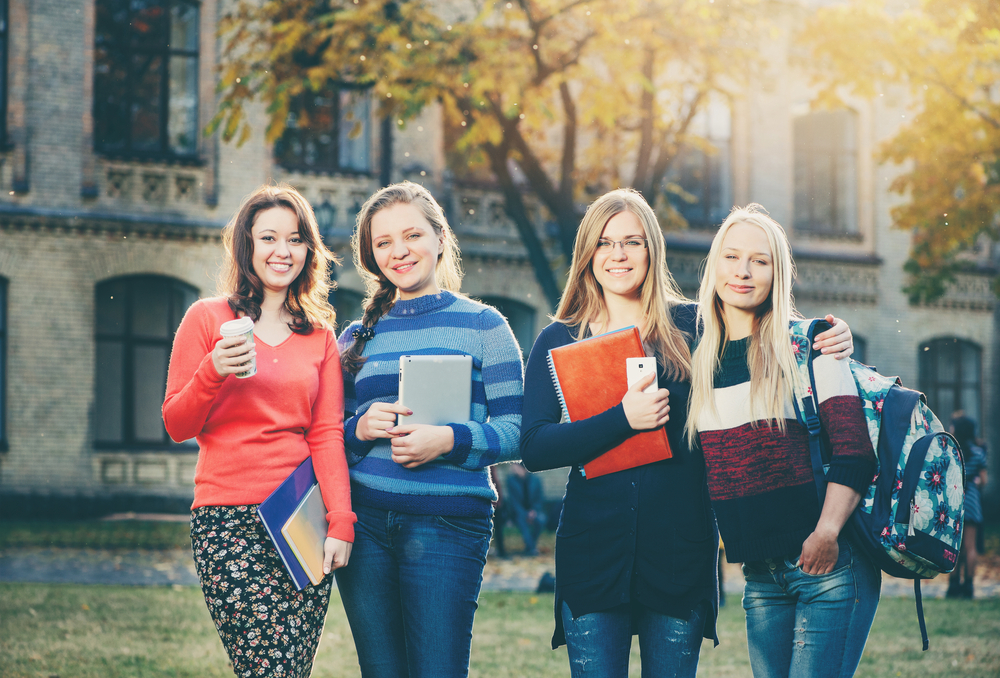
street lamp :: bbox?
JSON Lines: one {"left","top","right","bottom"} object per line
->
{"left": 314, "top": 200, "right": 337, "bottom": 243}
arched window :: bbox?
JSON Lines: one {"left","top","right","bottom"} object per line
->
{"left": 0, "top": 276, "right": 7, "bottom": 450}
{"left": 919, "top": 338, "right": 982, "bottom": 426}
{"left": 793, "top": 109, "right": 858, "bottom": 235}
{"left": 95, "top": 276, "right": 197, "bottom": 448}
{"left": 94, "top": 0, "right": 201, "bottom": 158}
{"left": 479, "top": 297, "right": 536, "bottom": 362}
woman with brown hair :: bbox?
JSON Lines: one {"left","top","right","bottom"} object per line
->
{"left": 163, "top": 184, "right": 354, "bottom": 678}
{"left": 335, "top": 181, "right": 524, "bottom": 678}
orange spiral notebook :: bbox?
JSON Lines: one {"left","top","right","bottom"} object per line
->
{"left": 547, "top": 326, "right": 672, "bottom": 479}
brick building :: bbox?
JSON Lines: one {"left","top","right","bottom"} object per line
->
{"left": 0, "top": 1, "right": 995, "bottom": 516}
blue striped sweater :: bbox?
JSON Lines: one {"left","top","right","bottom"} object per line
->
{"left": 337, "top": 291, "right": 524, "bottom": 517}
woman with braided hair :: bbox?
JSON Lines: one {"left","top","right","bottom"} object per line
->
{"left": 335, "top": 181, "right": 524, "bottom": 678}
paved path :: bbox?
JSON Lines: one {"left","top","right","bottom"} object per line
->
{"left": 2, "top": 546, "right": 997, "bottom": 598}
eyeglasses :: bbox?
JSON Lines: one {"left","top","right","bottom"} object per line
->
{"left": 596, "top": 238, "right": 648, "bottom": 251}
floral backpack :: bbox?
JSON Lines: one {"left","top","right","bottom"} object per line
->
{"left": 789, "top": 319, "right": 965, "bottom": 651}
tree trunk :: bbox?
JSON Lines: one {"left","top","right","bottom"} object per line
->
{"left": 484, "top": 142, "right": 563, "bottom": 310}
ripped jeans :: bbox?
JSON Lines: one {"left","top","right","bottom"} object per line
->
{"left": 560, "top": 600, "right": 706, "bottom": 678}
{"left": 741, "top": 536, "right": 881, "bottom": 678}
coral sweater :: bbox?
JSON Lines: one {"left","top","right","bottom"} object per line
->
{"left": 163, "top": 297, "right": 355, "bottom": 542}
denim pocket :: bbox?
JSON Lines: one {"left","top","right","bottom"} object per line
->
{"left": 433, "top": 514, "right": 493, "bottom": 539}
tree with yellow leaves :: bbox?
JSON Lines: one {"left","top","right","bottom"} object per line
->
{"left": 802, "top": 0, "right": 1000, "bottom": 302}
{"left": 213, "top": 0, "right": 764, "bottom": 307}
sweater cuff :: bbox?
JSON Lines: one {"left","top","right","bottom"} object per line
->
{"left": 826, "top": 460, "right": 877, "bottom": 495}
{"left": 326, "top": 510, "right": 357, "bottom": 542}
{"left": 196, "top": 352, "right": 228, "bottom": 385}
{"left": 343, "top": 416, "right": 376, "bottom": 458}
{"left": 608, "top": 403, "right": 634, "bottom": 438}
{"left": 442, "top": 424, "right": 473, "bottom": 466}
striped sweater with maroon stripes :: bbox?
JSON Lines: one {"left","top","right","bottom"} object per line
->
{"left": 697, "top": 337, "right": 876, "bottom": 563}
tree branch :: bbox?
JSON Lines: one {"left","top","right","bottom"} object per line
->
{"left": 559, "top": 81, "right": 577, "bottom": 206}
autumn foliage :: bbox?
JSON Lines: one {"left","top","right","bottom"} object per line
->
{"left": 802, "top": 0, "right": 1000, "bottom": 302}
{"left": 212, "top": 0, "right": 764, "bottom": 307}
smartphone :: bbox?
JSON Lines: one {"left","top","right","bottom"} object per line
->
{"left": 626, "top": 357, "right": 658, "bottom": 394}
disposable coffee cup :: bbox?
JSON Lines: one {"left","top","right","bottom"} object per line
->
{"left": 220, "top": 317, "right": 256, "bottom": 378}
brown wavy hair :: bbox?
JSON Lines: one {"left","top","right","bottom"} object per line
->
{"left": 341, "top": 181, "right": 463, "bottom": 374}
{"left": 219, "top": 183, "right": 338, "bottom": 333}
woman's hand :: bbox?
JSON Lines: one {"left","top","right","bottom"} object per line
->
{"left": 323, "top": 537, "right": 352, "bottom": 574}
{"left": 799, "top": 483, "right": 861, "bottom": 574}
{"left": 356, "top": 402, "right": 412, "bottom": 441}
{"left": 621, "top": 374, "right": 670, "bottom": 431}
{"left": 211, "top": 336, "right": 255, "bottom": 378}
{"left": 798, "top": 525, "right": 840, "bottom": 575}
{"left": 389, "top": 425, "right": 455, "bottom": 468}
{"left": 813, "top": 314, "right": 853, "bottom": 360}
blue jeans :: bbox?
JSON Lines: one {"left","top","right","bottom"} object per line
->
{"left": 335, "top": 504, "right": 492, "bottom": 678}
{"left": 741, "top": 537, "right": 881, "bottom": 678}
{"left": 561, "top": 600, "right": 706, "bottom": 678}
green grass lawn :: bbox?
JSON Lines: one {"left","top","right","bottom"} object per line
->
{"left": 0, "top": 519, "right": 192, "bottom": 550}
{"left": 1, "top": 583, "right": 997, "bottom": 677}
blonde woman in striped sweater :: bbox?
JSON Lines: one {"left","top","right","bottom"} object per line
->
{"left": 687, "top": 204, "right": 879, "bottom": 678}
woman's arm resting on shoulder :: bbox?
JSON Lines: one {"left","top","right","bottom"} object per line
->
{"left": 813, "top": 314, "right": 853, "bottom": 360}
{"left": 799, "top": 482, "right": 862, "bottom": 575}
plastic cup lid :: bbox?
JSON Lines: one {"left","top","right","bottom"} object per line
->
{"left": 220, "top": 317, "right": 254, "bottom": 336}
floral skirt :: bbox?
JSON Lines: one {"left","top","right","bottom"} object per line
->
{"left": 191, "top": 505, "right": 332, "bottom": 678}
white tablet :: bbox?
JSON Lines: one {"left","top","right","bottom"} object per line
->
{"left": 398, "top": 354, "right": 473, "bottom": 426}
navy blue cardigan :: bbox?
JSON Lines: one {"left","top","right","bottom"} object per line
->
{"left": 520, "top": 303, "right": 719, "bottom": 649}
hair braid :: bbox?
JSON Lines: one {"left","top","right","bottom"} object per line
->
{"left": 342, "top": 280, "right": 398, "bottom": 374}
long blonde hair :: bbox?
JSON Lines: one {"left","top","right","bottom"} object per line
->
{"left": 686, "top": 204, "right": 801, "bottom": 446}
{"left": 555, "top": 188, "right": 691, "bottom": 381}
{"left": 341, "top": 181, "right": 464, "bottom": 374}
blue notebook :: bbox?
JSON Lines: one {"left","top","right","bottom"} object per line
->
{"left": 257, "top": 457, "right": 320, "bottom": 590}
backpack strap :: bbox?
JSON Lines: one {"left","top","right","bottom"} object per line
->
{"left": 789, "top": 319, "right": 832, "bottom": 504}
{"left": 914, "top": 580, "right": 929, "bottom": 651}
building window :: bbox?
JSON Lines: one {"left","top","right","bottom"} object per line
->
{"left": 666, "top": 97, "right": 733, "bottom": 228}
{"left": 480, "top": 297, "right": 536, "bottom": 362}
{"left": 95, "top": 276, "right": 197, "bottom": 449}
{"left": 274, "top": 87, "right": 371, "bottom": 174}
{"left": 919, "top": 337, "right": 982, "bottom": 427}
{"left": 793, "top": 109, "right": 858, "bottom": 235}
{"left": 0, "top": 277, "right": 6, "bottom": 450}
{"left": 94, "top": 0, "right": 200, "bottom": 159}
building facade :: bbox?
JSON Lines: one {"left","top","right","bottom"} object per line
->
{"left": 0, "top": 0, "right": 995, "bottom": 516}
